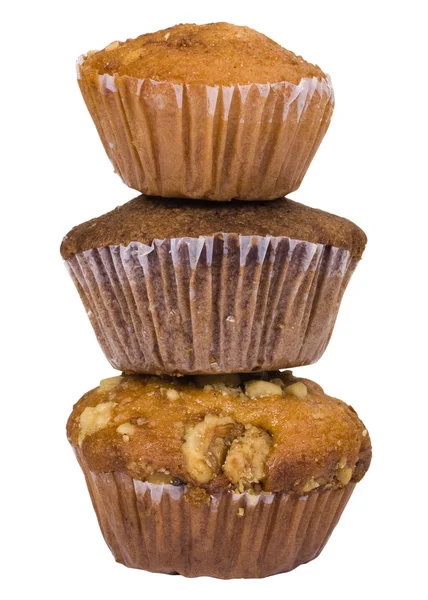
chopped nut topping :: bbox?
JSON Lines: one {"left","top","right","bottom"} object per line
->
{"left": 69, "top": 371, "right": 371, "bottom": 495}
{"left": 284, "top": 381, "right": 308, "bottom": 398}
{"left": 223, "top": 426, "right": 272, "bottom": 489}
{"left": 99, "top": 376, "right": 122, "bottom": 392}
{"left": 166, "top": 389, "right": 180, "bottom": 401}
{"left": 105, "top": 40, "right": 120, "bottom": 51}
{"left": 182, "top": 415, "right": 243, "bottom": 483}
{"left": 301, "top": 478, "right": 320, "bottom": 493}
{"left": 116, "top": 422, "right": 137, "bottom": 436}
{"left": 336, "top": 465, "right": 353, "bottom": 485}
{"left": 237, "top": 508, "right": 245, "bottom": 517}
{"left": 245, "top": 380, "right": 283, "bottom": 398}
{"left": 78, "top": 401, "right": 116, "bottom": 446}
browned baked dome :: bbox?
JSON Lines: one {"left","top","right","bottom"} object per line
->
{"left": 79, "top": 22, "right": 325, "bottom": 86}
{"left": 67, "top": 371, "right": 371, "bottom": 496}
{"left": 60, "top": 196, "right": 367, "bottom": 261}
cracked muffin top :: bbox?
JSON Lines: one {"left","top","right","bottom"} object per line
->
{"left": 60, "top": 196, "right": 367, "bottom": 260}
{"left": 67, "top": 371, "right": 371, "bottom": 498}
{"left": 78, "top": 22, "right": 326, "bottom": 86}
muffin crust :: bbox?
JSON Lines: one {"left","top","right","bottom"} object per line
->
{"left": 67, "top": 372, "right": 371, "bottom": 495}
{"left": 61, "top": 196, "right": 367, "bottom": 261}
{"left": 79, "top": 23, "right": 325, "bottom": 86}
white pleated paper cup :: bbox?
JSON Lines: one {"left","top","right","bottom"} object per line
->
{"left": 65, "top": 233, "right": 358, "bottom": 375}
{"left": 77, "top": 66, "right": 334, "bottom": 200}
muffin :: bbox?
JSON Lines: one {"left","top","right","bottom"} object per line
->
{"left": 77, "top": 22, "right": 334, "bottom": 200}
{"left": 61, "top": 195, "right": 367, "bottom": 375}
{"left": 67, "top": 370, "right": 371, "bottom": 578}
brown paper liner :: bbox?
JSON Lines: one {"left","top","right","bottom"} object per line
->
{"left": 77, "top": 458, "right": 355, "bottom": 578}
{"left": 66, "top": 234, "right": 357, "bottom": 375}
{"left": 77, "top": 68, "right": 334, "bottom": 200}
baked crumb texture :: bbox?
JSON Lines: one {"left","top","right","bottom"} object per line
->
{"left": 77, "top": 23, "right": 334, "bottom": 200}
{"left": 80, "top": 23, "right": 326, "bottom": 85}
{"left": 60, "top": 196, "right": 367, "bottom": 261}
{"left": 68, "top": 372, "right": 371, "bottom": 496}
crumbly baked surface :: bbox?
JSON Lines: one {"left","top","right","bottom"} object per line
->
{"left": 67, "top": 371, "right": 371, "bottom": 496}
{"left": 60, "top": 196, "right": 367, "bottom": 261}
{"left": 79, "top": 23, "right": 325, "bottom": 86}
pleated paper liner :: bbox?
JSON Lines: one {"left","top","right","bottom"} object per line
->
{"left": 77, "top": 65, "right": 334, "bottom": 200}
{"left": 66, "top": 234, "right": 358, "bottom": 375}
{"left": 78, "top": 459, "right": 355, "bottom": 578}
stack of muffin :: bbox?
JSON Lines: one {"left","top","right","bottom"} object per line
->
{"left": 63, "top": 23, "right": 371, "bottom": 579}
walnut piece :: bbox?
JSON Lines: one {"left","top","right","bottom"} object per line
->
{"left": 284, "top": 381, "right": 308, "bottom": 398}
{"left": 182, "top": 415, "right": 243, "bottom": 483}
{"left": 99, "top": 376, "right": 122, "bottom": 392}
{"left": 78, "top": 401, "right": 116, "bottom": 446}
{"left": 105, "top": 41, "right": 120, "bottom": 51}
{"left": 223, "top": 426, "right": 272, "bottom": 490}
{"left": 245, "top": 380, "right": 283, "bottom": 398}
{"left": 116, "top": 422, "right": 137, "bottom": 436}
{"left": 336, "top": 465, "right": 353, "bottom": 485}
{"left": 166, "top": 389, "right": 180, "bottom": 401}
{"left": 301, "top": 478, "right": 320, "bottom": 493}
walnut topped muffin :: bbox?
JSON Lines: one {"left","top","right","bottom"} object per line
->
{"left": 67, "top": 371, "right": 370, "bottom": 577}
{"left": 68, "top": 371, "right": 371, "bottom": 496}
{"left": 77, "top": 22, "right": 334, "bottom": 200}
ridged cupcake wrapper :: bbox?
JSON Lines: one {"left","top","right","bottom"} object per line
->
{"left": 66, "top": 234, "right": 357, "bottom": 375}
{"left": 77, "top": 458, "right": 355, "bottom": 578}
{"left": 78, "top": 69, "right": 334, "bottom": 200}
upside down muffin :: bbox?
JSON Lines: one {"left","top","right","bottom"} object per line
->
{"left": 77, "top": 22, "right": 334, "bottom": 200}
{"left": 61, "top": 195, "right": 367, "bottom": 375}
{"left": 67, "top": 370, "right": 371, "bottom": 578}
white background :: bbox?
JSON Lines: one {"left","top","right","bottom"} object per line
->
{"left": 2, "top": 1, "right": 427, "bottom": 598}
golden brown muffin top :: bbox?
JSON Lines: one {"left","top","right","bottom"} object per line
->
{"left": 79, "top": 23, "right": 326, "bottom": 86}
{"left": 67, "top": 372, "right": 371, "bottom": 497}
{"left": 60, "top": 196, "right": 367, "bottom": 261}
